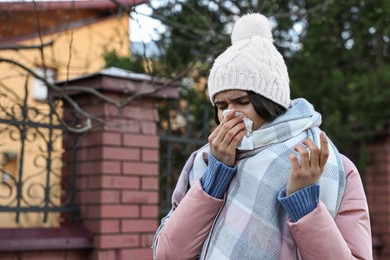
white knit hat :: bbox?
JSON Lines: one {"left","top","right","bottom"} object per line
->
{"left": 208, "top": 13, "right": 291, "bottom": 108}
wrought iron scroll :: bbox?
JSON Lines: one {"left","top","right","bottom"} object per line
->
{"left": 0, "top": 79, "right": 79, "bottom": 224}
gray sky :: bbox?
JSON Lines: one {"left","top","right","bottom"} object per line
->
{"left": 130, "top": 1, "right": 164, "bottom": 43}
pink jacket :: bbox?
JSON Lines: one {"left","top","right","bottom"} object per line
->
{"left": 155, "top": 155, "right": 372, "bottom": 260}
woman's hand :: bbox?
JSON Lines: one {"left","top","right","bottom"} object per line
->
{"left": 208, "top": 109, "right": 246, "bottom": 167}
{"left": 286, "top": 132, "right": 329, "bottom": 196}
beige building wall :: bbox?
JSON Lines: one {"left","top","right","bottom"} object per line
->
{"left": 0, "top": 15, "right": 130, "bottom": 227}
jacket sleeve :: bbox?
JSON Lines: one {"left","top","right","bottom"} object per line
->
{"left": 153, "top": 179, "right": 224, "bottom": 260}
{"left": 287, "top": 155, "right": 372, "bottom": 260}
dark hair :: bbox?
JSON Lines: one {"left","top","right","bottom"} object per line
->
{"left": 214, "top": 91, "right": 287, "bottom": 125}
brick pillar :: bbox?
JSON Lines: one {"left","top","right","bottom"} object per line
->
{"left": 365, "top": 134, "right": 390, "bottom": 260}
{"left": 73, "top": 94, "right": 160, "bottom": 259}
{"left": 71, "top": 94, "right": 160, "bottom": 259}
{"left": 60, "top": 68, "right": 178, "bottom": 260}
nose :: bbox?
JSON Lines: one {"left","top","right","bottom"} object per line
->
{"left": 228, "top": 103, "right": 236, "bottom": 110}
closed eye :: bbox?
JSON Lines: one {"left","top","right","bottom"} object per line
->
{"left": 214, "top": 95, "right": 250, "bottom": 110}
{"left": 215, "top": 102, "right": 227, "bottom": 110}
{"left": 238, "top": 100, "right": 250, "bottom": 105}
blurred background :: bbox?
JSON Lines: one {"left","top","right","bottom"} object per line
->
{"left": 0, "top": 0, "right": 388, "bottom": 259}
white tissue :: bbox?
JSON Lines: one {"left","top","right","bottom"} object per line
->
{"left": 222, "top": 109, "right": 254, "bottom": 150}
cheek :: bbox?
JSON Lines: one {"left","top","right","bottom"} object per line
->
{"left": 245, "top": 110, "right": 264, "bottom": 130}
{"left": 252, "top": 116, "right": 265, "bottom": 130}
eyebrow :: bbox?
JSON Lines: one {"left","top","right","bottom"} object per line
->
{"left": 214, "top": 95, "right": 249, "bottom": 105}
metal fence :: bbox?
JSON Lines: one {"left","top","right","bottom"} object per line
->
{"left": 0, "top": 84, "right": 79, "bottom": 225}
{"left": 158, "top": 97, "right": 212, "bottom": 218}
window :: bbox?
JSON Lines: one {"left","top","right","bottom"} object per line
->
{"left": 33, "top": 67, "right": 56, "bottom": 101}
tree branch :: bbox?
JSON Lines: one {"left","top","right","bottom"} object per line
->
{"left": 0, "top": 57, "right": 101, "bottom": 132}
{"left": 0, "top": 41, "right": 54, "bottom": 51}
{"left": 0, "top": 56, "right": 184, "bottom": 132}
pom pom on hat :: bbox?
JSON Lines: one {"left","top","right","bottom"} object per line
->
{"left": 208, "top": 12, "right": 291, "bottom": 109}
{"left": 231, "top": 13, "right": 273, "bottom": 44}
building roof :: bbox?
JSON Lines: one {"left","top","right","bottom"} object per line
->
{"left": 0, "top": 0, "right": 147, "bottom": 44}
{"left": 56, "top": 67, "right": 179, "bottom": 99}
{"left": 0, "top": 0, "right": 146, "bottom": 11}
{"left": 58, "top": 66, "right": 155, "bottom": 83}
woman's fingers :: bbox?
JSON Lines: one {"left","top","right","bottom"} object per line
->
{"left": 208, "top": 110, "right": 246, "bottom": 166}
{"left": 217, "top": 115, "right": 245, "bottom": 143}
{"left": 296, "top": 133, "right": 328, "bottom": 170}
{"left": 287, "top": 133, "right": 329, "bottom": 195}
{"left": 220, "top": 118, "right": 245, "bottom": 145}
{"left": 302, "top": 139, "right": 319, "bottom": 168}
{"left": 226, "top": 126, "right": 246, "bottom": 149}
{"left": 289, "top": 153, "right": 300, "bottom": 173}
{"left": 294, "top": 144, "right": 310, "bottom": 170}
{"left": 212, "top": 111, "right": 243, "bottom": 140}
{"left": 319, "top": 132, "right": 329, "bottom": 169}
{"left": 209, "top": 110, "right": 240, "bottom": 143}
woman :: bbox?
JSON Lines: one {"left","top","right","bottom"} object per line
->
{"left": 153, "top": 13, "right": 372, "bottom": 259}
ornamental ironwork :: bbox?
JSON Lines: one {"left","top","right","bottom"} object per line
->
{"left": 0, "top": 82, "right": 79, "bottom": 224}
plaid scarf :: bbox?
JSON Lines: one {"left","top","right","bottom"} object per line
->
{"left": 170, "top": 98, "right": 346, "bottom": 259}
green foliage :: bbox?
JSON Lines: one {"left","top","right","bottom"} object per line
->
{"left": 152, "top": 0, "right": 227, "bottom": 76}
{"left": 151, "top": 0, "right": 303, "bottom": 77}
{"left": 103, "top": 51, "right": 146, "bottom": 73}
{"left": 104, "top": 1, "right": 389, "bottom": 176}
{"left": 182, "top": 87, "right": 214, "bottom": 135}
{"left": 288, "top": 0, "right": 390, "bottom": 162}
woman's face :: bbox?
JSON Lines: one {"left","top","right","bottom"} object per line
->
{"left": 214, "top": 90, "right": 265, "bottom": 130}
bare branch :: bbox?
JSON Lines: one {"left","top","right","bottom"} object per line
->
{"left": 32, "top": 0, "right": 49, "bottom": 85}
{"left": 48, "top": 98, "right": 94, "bottom": 134}
{"left": 65, "top": 31, "right": 74, "bottom": 83}
{"left": 59, "top": 86, "right": 127, "bottom": 106}
{"left": 0, "top": 56, "right": 176, "bottom": 108}
{"left": 0, "top": 81, "right": 24, "bottom": 102}
{"left": 269, "top": 0, "right": 333, "bottom": 18}
{"left": 109, "top": 0, "right": 138, "bottom": 14}
{"left": 150, "top": 13, "right": 213, "bottom": 37}
{"left": 0, "top": 41, "right": 54, "bottom": 51}
{"left": 0, "top": 57, "right": 100, "bottom": 132}
{"left": 0, "top": 56, "right": 183, "bottom": 132}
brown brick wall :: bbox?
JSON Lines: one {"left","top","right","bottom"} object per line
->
{"left": 365, "top": 135, "right": 390, "bottom": 259}
{"left": 73, "top": 94, "right": 160, "bottom": 259}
